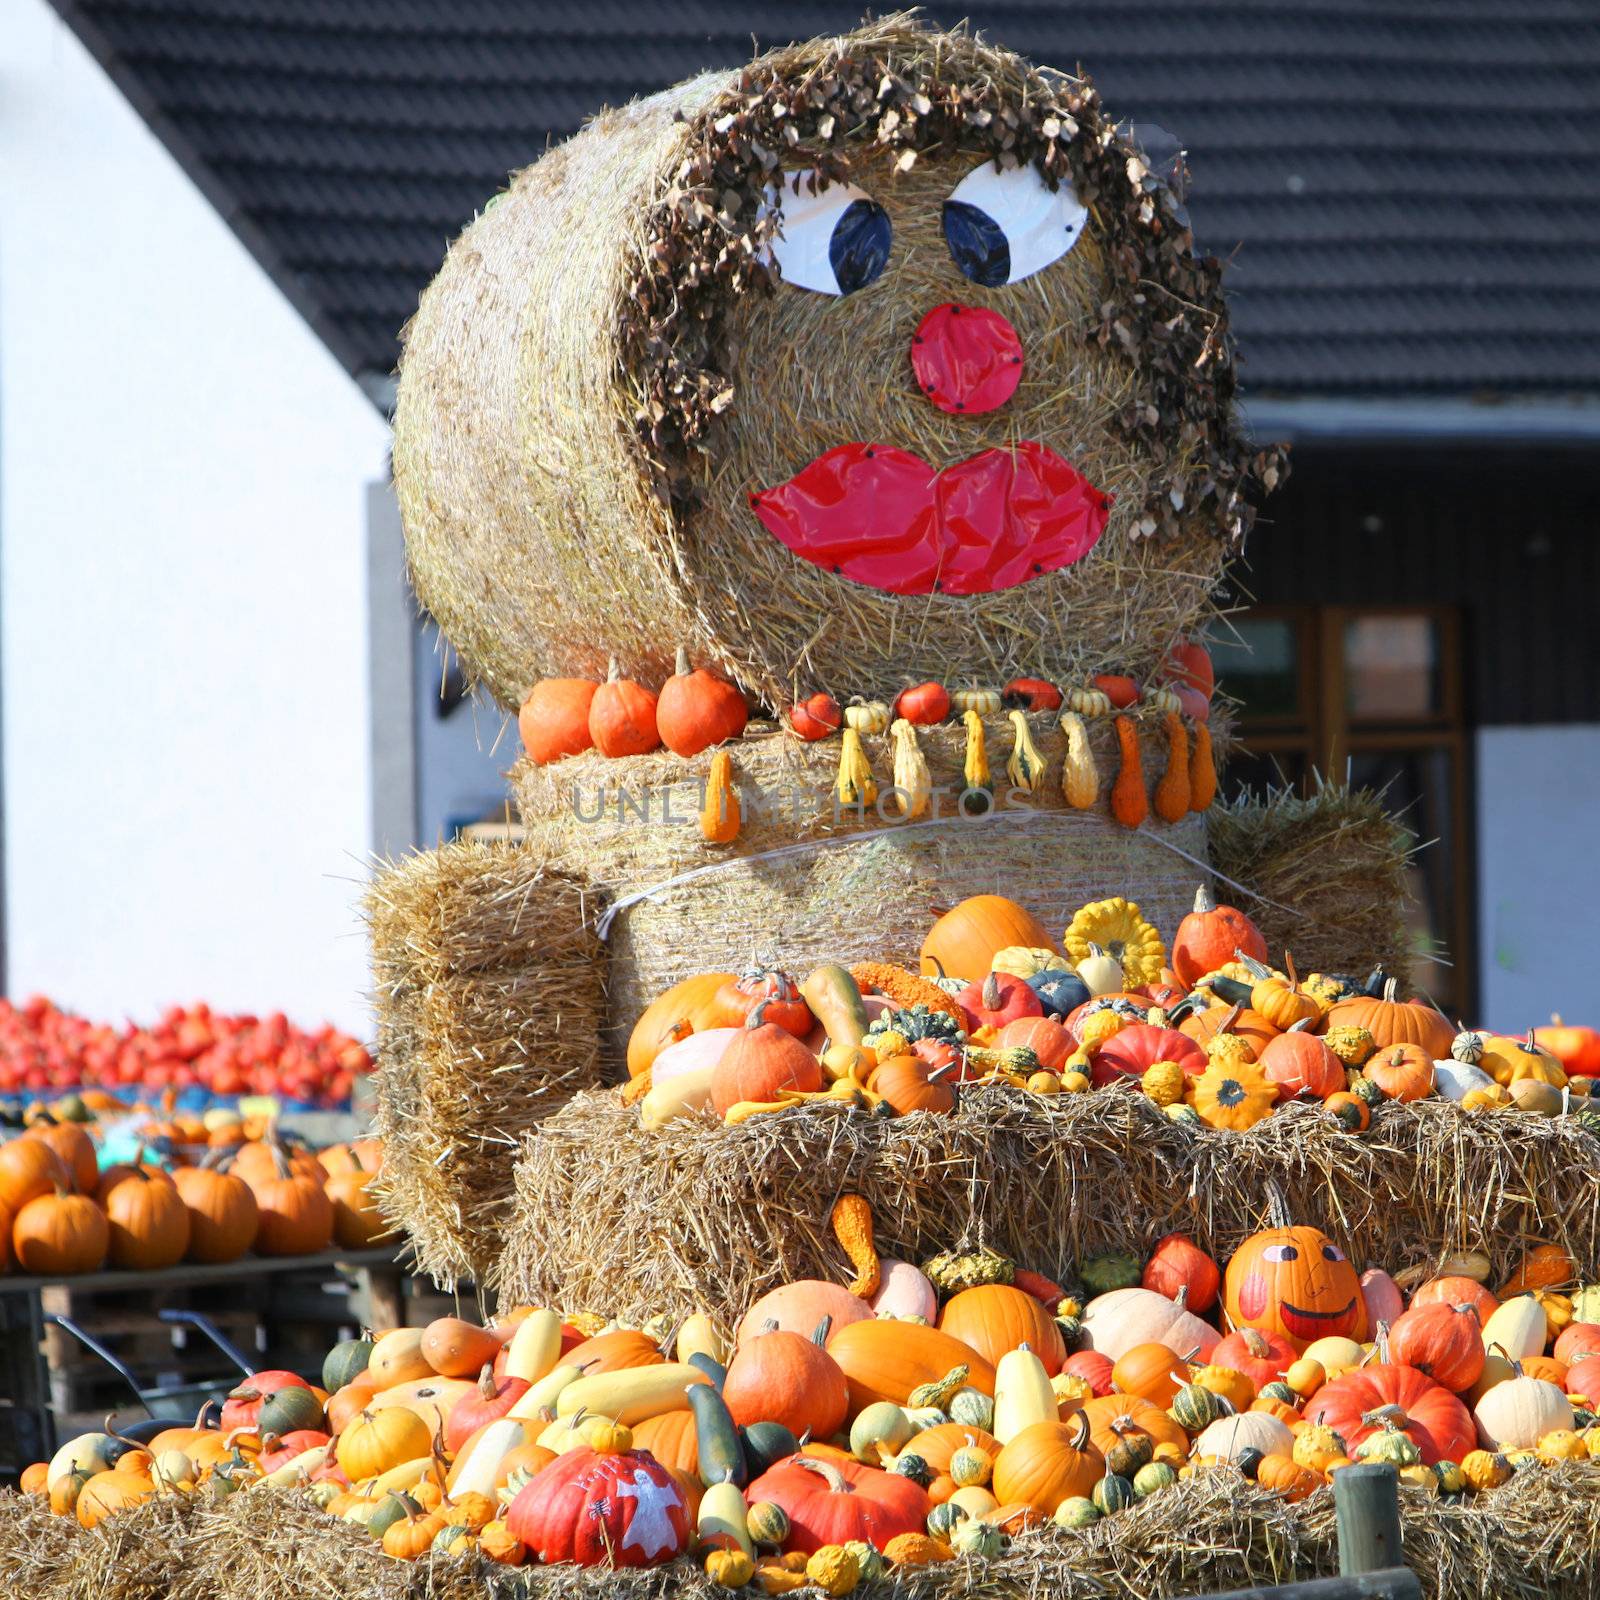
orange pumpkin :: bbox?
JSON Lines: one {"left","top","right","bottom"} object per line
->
{"left": 75, "top": 1469, "right": 154, "bottom": 1528}
{"left": 723, "top": 1323, "right": 848, "bottom": 1440}
{"left": 0, "top": 1137, "right": 70, "bottom": 1214}
{"left": 826, "top": 1320, "right": 995, "bottom": 1411}
{"left": 518, "top": 677, "right": 599, "bottom": 765}
{"left": 1111, "top": 1342, "right": 1189, "bottom": 1406}
{"left": 630, "top": 1411, "right": 698, "bottom": 1477}
{"left": 1323, "top": 1091, "right": 1371, "bottom": 1133}
{"left": 656, "top": 646, "right": 748, "bottom": 757}
{"left": 562, "top": 1328, "right": 665, "bottom": 1374}
{"left": 709, "top": 1012, "right": 824, "bottom": 1117}
{"left": 172, "top": 1165, "right": 259, "bottom": 1263}
{"left": 19, "top": 1461, "right": 48, "bottom": 1496}
{"left": 420, "top": 1317, "right": 501, "bottom": 1379}
{"left": 588, "top": 660, "right": 660, "bottom": 757}
{"left": 1363, "top": 1042, "right": 1434, "bottom": 1103}
{"left": 1324, "top": 980, "right": 1454, "bottom": 1058}
{"left": 31, "top": 1121, "right": 98, "bottom": 1195}
{"left": 1258, "top": 1026, "right": 1345, "bottom": 1100}
{"left": 920, "top": 896, "right": 1055, "bottom": 984}
{"left": 994, "top": 1016, "right": 1074, "bottom": 1071}
{"left": 102, "top": 1168, "right": 191, "bottom": 1270}
{"left": 870, "top": 1055, "right": 957, "bottom": 1116}
{"left": 1179, "top": 1005, "right": 1279, "bottom": 1060}
{"left": 626, "top": 973, "right": 737, "bottom": 1078}
{"left": 1386, "top": 1302, "right": 1484, "bottom": 1392}
{"left": 939, "top": 1284, "right": 1065, "bottom": 1374}
{"left": 368, "top": 1377, "right": 475, "bottom": 1433}
{"left": 1078, "top": 1394, "right": 1189, "bottom": 1456}
{"left": 907, "top": 1423, "right": 1001, "bottom": 1475}
{"left": 1170, "top": 887, "right": 1268, "bottom": 988}
{"left": 326, "top": 1166, "right": 387, "bottom": 1249}
{"left": 1410, "top": 1276, "right": 1497, "bottom": 1326}
{"left": 990, "top": 1414, "right": 1103, "bottom": 1514}
{"left": 249, "top": 1157, "right": 334, "bottom": 1256}
{"left": 318, "top": 1137, "right": 384, "bottom": 1175}
{"left": 1222, "top": 1225, "right": 1368, "bottom": 1352}
{"left": 1256, "top": 1453, "right": 1323, "bottom": 1501}
{"left": 12, "top": 1188, "right": 109, "bottom": 1275}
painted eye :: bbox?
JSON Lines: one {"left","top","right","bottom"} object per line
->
{"left": 942, "top": 160, "right": 1087, "bottom": 287}
{"left": 1262, "top": 1244, "right": 1300, "bottom": 1263}
{"left": 1322, "top": 1244, "right": 1347, "bottom": 1263}
{"left": 768, "top": 172, "right": 891, "bottom": 296}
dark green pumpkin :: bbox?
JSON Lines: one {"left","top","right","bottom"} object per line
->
{"left": 1351, "top": 1074, "right": 1386, "bottom": 1106}
{"left": 889, "top": 1452, "right": 933, "bottom": 1488}
{"left": 926, "top": 1502, "right": 966, "bottom": 1538}
{"left": 738, "top": 1419, "right": 799, "bottom": 1476}
{"left": 1027, "top": 970, "right": 1090, "bottom": 1020}
{"left": 257, "top": 1384, "right": 325, "bottom": 1438}
{"left": 1236, "top": 1447, "right": 1265, "bottom": 1481}
{"left": 1104, "top": 1430, "right": 1154, "bottom": 1478}
{"left": 1259, "top": 1382, "right": 1298, "bottom": 1405}
{"left": 322, "top": 1337, "right": 374, "bottom": 1394}
{"left": 1091, "top": 1473, "right": 1134, "bottom": 1514}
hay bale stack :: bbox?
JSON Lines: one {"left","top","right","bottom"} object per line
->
{"left": 497, "top": 1088, "right": 1600, "bottom": 1331}
{"left": 366, "top": 839, "right": 606, "bottom": 1289}
{"left": 516, "top": 712, "right": 1220, "bottom": 1065}
{"left": 1208, "top": 779, "right": 1416, "bottom": 981}
{"left": 0, "top": 1490, "right": 81, "bottom": 1599}
{"left": 394, "top": 17, "right": 1276, "bottom": 710}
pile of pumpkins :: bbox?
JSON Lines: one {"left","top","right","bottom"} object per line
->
{"left": 21, "top": 1212, "right": 1600, "bottom": 1588}
{"left": 0, "top": 1123, "right": 385, "bottom": 1276}
{"left": 626, "top": 891, "right": 1600, "bottom": 1133}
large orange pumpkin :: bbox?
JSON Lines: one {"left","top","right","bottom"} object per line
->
{"left": 907, "top": 1422, "right": 1001, "bottom": 1474}
{"left": 709, "top": 1014, "right": 823, "bottom": 1116}
{"left": 938, "top": 1284, "right": 1065, "bottom": 1374}
{"left": 1409, "top": 1276, "right": 1497, "bottom": 1326}
{"left": 1170, "top": 887, "right": 1268, "bottom": 988}
{"left": 102, "top": 1168, "right": 191, "bottom": 1270}
{"left": 626, "top": 973, "right": 738, "bottom": 1079}
{"left": 1179, "top": 1005, "right": 1279, "bottom": 1059}
{"left": 518, "top": 677, "right": 600, "bottom": 765}
{"left": 1078, "top": 1394, "right": 1189, "bottom": 1455}
{"left": 630, "top": 1410, "right": 699, "bottom": 1477}
{"left": 1324, "top": 980, "right": 1454, "bottom": 1058}
{"left": 920, "top": 896, "right": 1055, "bottom": 984}
{"left": 990, "top": 1414, "right": 1103, "bottom": 1514}
{"left": 1222, "top": 1225, "right": 1368, "bottom": 1352}
{"left": 563, "top": 1328, "right": 665, "bottom": 1374}
{"left": 75, "top": 1468, "right": 155, "bottom": 1528}
{"left": 250, "top": 1162, "right": 334, "bottom": 1256}
{"left": 13, "top": 1189, "right": 109, "bottom": 1275}
{"left": 31, "top": 1121, "right": 98, "bottom": 1195}
{"left": 826, "top": 1321, "right": 995, "bottom": 1412}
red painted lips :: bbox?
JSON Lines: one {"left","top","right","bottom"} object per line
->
{"left": 750, "top": 440, "right": 1110, "bottom": 597}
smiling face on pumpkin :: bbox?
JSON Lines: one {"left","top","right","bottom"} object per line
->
{"left": 1223, "top": 1225, "right": 1369, "bottom": 1351}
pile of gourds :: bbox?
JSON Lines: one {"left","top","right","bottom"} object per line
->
{"left": 22, "top": 1204, "right": 1600, "bottom": 1585}
{"left": 627, "top": 891, "right": 1600, "bottom": 1133}
{"left": 0, "top": 1123, "right": 384, "bottom": 1276}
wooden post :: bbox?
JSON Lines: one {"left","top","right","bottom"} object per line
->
{"left": 1335, "top": 1464, "right": 1405, "bottom": 1575}
{"left": 362, "top": 1265, "right": 406, "bottom": 1333}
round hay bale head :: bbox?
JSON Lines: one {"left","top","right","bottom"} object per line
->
{"left": 395, "top": 18, "right": 1279, "bottom": 711}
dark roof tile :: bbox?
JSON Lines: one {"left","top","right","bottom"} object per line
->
{"left": 53, "top": 0, "right": 1600, "bottom": 394}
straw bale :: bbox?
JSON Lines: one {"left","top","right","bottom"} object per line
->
{"left": 497, "top": 1087, "right": 1600, "bottom": 1331}
{"left": 395, "top": 17, "right": 1281, "bottom": 711}
{"left": 65, "top": 1491, "right": 208, "bottom": 1600}
{"left": 1208, "top": 778, "right": 1416, "bottom": 982}
{"left": 515, "top": 713, "right": 1221, "bottom": 1065}
{"left": 0, "top": 1490, "right": 80, "bottom": 1600}
{"left": 366, "top": 839, "right": 607, "bottom": 1289}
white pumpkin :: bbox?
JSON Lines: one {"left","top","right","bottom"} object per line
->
{"left": 1432, "top": 1059, "right": 1493, "bottom": 1102}
{"left": 1570, "top": 1284, "right": 1600, "bottom": 1324}
{"left": 868, "top": 1258, "right": 939, "bottom": 1323}
{"left": 1075, "top": 945, "right": 1125, "bottom": 997}
{"left": 1077, "top": 1287, "right": 1221, "bottom": 1362}
{"left": 1480, "top": 1296, "right": 1547, "bottom": 1361}
{"left": 1473, "top": 1374, "right": 1573, "bottom": 1449}
{"left": 1192, "top": 1411, "right": 1294, "bottom": 1465}
{"left": 650, "top": 1027, "right": 738, "bottom": 1085}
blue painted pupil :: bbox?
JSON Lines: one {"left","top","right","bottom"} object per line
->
{"left": 829, "top": 200, "right": 891, "bottom": 294}
{"left": 943, "top": 200, "right": 1010, "bottom": 287}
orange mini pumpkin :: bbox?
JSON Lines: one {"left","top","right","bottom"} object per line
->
{"left": 1363, "top": 1042, "right": 1434, "bottom": 1103}
{"left": 1223, "top": 1225, "right": 1368, "bottom": 1352}
{"left": 588, "top": 659, "right": 660, "bottom": 757}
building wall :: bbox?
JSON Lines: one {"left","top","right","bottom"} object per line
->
{"left": 0, "top": 0, "right": 393, "bottom": 1032}
{"left": 1476, "top": 726, "right": 1600, "bottom": 1032}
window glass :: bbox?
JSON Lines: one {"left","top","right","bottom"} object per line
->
{"left": 1211, "top": 618, "right": 1300, "bottom": 720}
{"left": 1345, "top": 616, "right": 1441, "bottom": 721}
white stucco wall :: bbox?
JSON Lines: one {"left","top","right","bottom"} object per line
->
{"left": 1477, "top": 725, "right": 1600, "bottom": 1033}
{"left": 1, "top": 0, "right": 392, "bottom": 1032}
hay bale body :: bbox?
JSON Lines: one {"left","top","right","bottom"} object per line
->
{"left": 395, "top": 21, "right": 1275, "bottom": 710}
{"left": 366, "top": 839, "right": 606, "bottom": 1288}
{"left": 1208, "top": 780, "right": 1416, "bottom": 981}
{"left": 498, "top": 1088, "right": 1600, "bottom": 1332}
{"left": 516, "top": 712, "right": 1215, "bottom": 1065}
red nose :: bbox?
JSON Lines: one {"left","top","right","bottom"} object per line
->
{"left": 911, "top": 303, "right": 1023, "bottom": 415}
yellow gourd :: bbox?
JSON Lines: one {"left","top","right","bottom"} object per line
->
{"left": 1005, "top": 711, "right": 1047, "bottom": 794}
{"left": 835, "top": 728, "right": 877, "bottom": 810}
{"left": 1140, "top": 1060, "right": 1186, "bottom": 1107}
{"left": 962, "top": 709, "right": 991, "bottom": 795}
{"left": 806, "top": 1545, "right": 861, "bottom": 1598}
{"left": 889, "top": 718, "right": 931, "bottom": 818}
{"left": 844, "top": 700, "right": 889, "bottom": 734}
{"left": 1058, "top": 711, "right": 1098, "bottom": 809}
{"left": 503, "top": 1309, "right": 563, "bottom": 1384}
{"left": 951, "top": 688, "right": 1001, "bottom": 715}
{"left": 700, "top": 749, "right": 742, "bottom": 844}
{"left": 699, "top": 1480, "right": 754, "bottom": 1556}
{"left": 992, "top": 1344, "right": 1056, "bottom": 1443}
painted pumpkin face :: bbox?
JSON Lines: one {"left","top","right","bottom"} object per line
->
{"left": 1223, "top": 1226, "right": 1368, "bottom": 1352}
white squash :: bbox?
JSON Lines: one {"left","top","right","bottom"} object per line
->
{"left": 651, "top": 1028, "right": 738, "bottom": 1086}
{"left": 698, "top": 1480, "right": 753, "bottom": 1555}
{"left": 992, "top": 1344, "right": 1057, "bottom": 1443}
{"left": 449, "top": 1417, "right": 529, "bottom": 1498}
{"left": 1077, "top": 1288, "right": 1222, "bottom": 1362}
{"left": 1075, "top": 944, "right": 1125, "bottom": 997}
{"left": 261, "top": 1443, "right": 333, "bottom": 1487}
{"left": 503, "top": 1307, "right": 563, "bottom": 1383}
{"left": 1432, "top": 1059, "right": 1494, "bottom": 1102}
{"left": 1473, "top": 1374, "right": 1573, "bottom": 1449}
{"left": 1570, "top": 1284, "right": 1600, "bottom": 1324}
{"left": 675, "top": 1311, "right": 729, "bottom": 1367}
{"left": 1192, "top": 1411, "right": 1294, "bottom": 1465}
{"left": 1480, "top": 1296, "right": 1547, "bottom": 1361}
{"left": 639, "top": 1061, "right": 719, "bottom": 1128}
{"left": 555, "top": 1362, "right": 708, "bottom": 1426}
{"left": 47, "top": 1432, "right": 119, "bottom": 1488}
{"left": 868, "top": 1258, "right": 939, "bottom": 1323}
